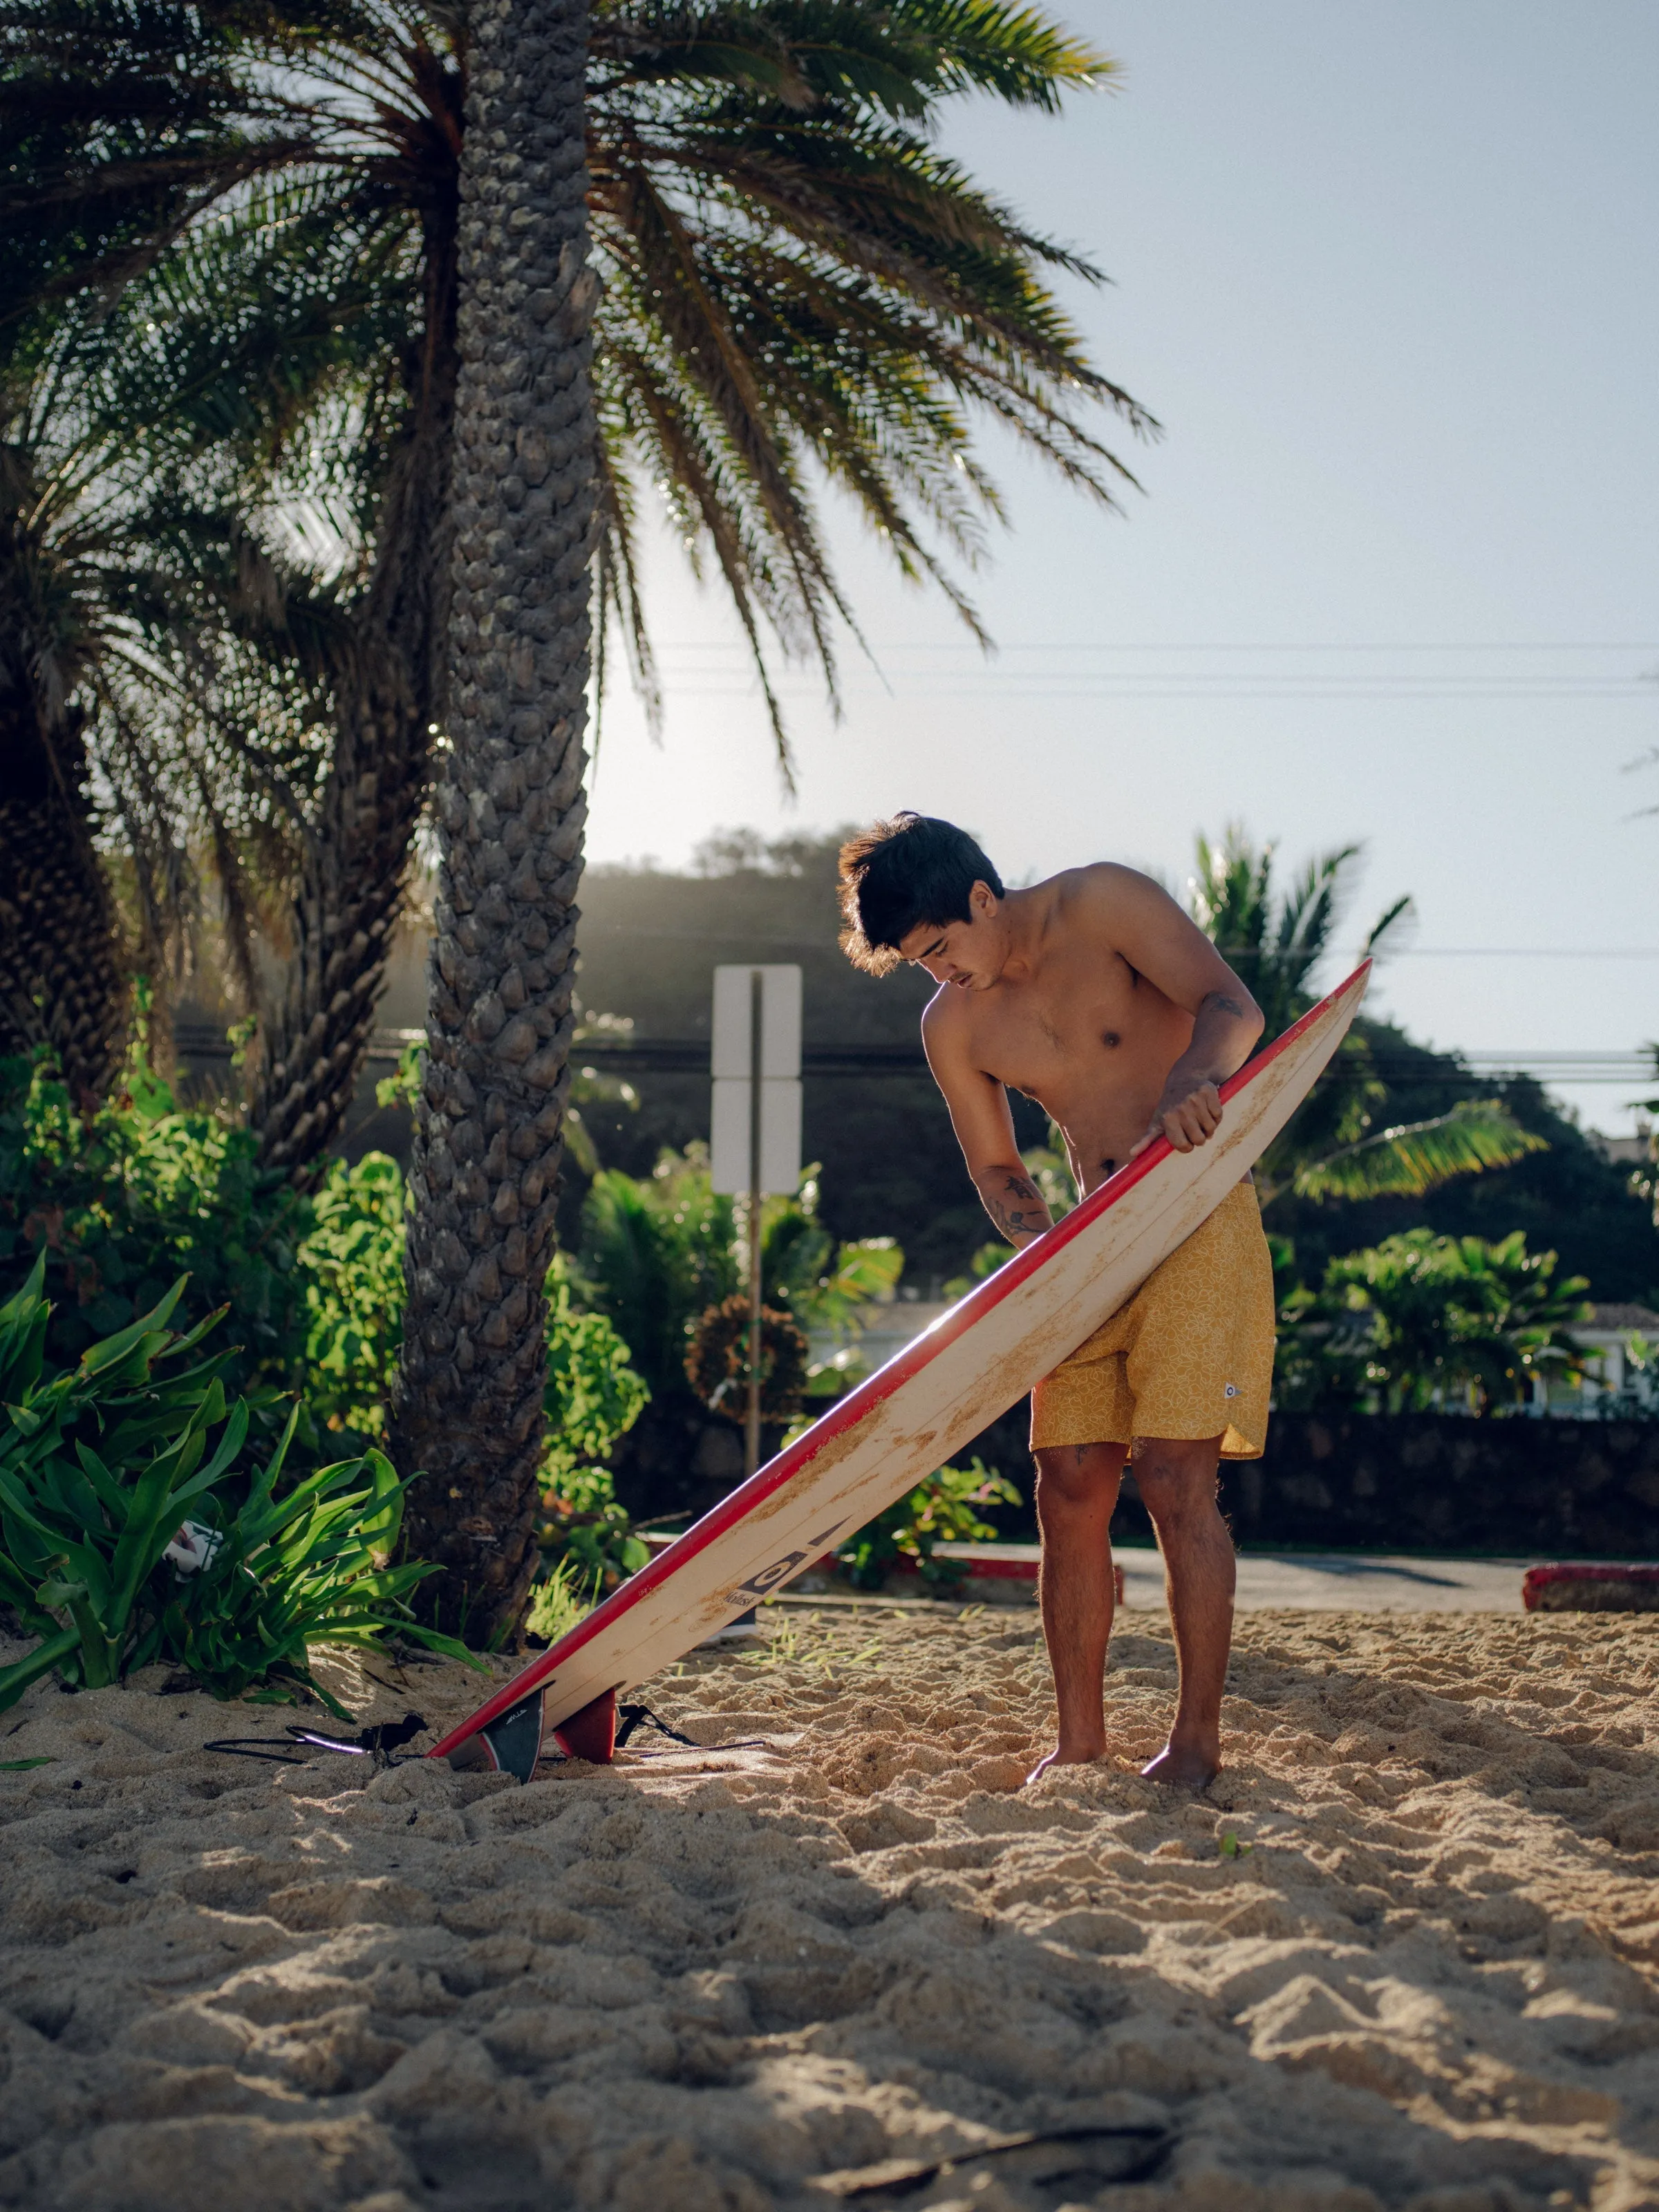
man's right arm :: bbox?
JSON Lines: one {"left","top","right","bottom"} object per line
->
{"left": 922, "top": 1004, "right": 1054, "bottom": 1247}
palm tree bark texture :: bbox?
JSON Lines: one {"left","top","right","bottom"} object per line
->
{"left": 247, "top": 36, "right": 467, "bottom": 1179}
{"left": 250, "top": 209, "right": 461, "bottom": 1181}
{"left": 393, "top": 0, "right": 597, "bottom": 1639}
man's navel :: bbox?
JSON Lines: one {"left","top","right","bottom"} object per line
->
{"left": 1101, "top": 1030, "right": 1121, "bottom": 1049}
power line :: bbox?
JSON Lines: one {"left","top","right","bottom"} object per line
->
{"left": 639, "top": 638, "right": 1659, "bottom": 704}
{"left": 653, "top": 640, "right": 1659, "bottom": 654}
{"left": 176, "top": 1026, "right": 1658, "bottom": 1091}
{"left": 577, "top": 926, "right": 1659, "bottom": 958}
{"left": 640, "top": 687, "right": 1653, "bottom": 702}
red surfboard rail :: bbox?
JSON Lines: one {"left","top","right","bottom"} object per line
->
{"left": 427, "top": 963, "right": 1369, "bottom": 1767}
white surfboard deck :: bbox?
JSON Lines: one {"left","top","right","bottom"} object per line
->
{"left": 429, "top": 963, "right": 1369, "bottom": 1773}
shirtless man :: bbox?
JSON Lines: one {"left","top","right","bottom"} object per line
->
{"left": 838, "top": 814, "right": 1274, "bottom": 1789}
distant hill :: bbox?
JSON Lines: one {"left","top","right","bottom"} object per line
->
{"left": 565, "top": 827, "right": 1047, "bottom": 1281}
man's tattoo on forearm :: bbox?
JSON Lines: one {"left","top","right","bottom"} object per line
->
{"left": 1199, "top": 988, "right": 1250, "bottom": 1021}
{"left": 985, "top": 1172, "right": 1047, "bottom": 1241}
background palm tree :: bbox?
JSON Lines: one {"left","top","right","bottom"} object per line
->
{"left": 2, "top": 0, "right": 462, "bottom": 1154}
{"left": 0, "top": 366, "right": 131, "bottom": 1106}
{"left": 0, "top": 0, "right": 241, "bottom": 1100}
{"left": 8, "top": 1, "right": 1153, "bottom": 1636}
{"left": 1185, "top": 825, "right": 1544, "bottom": 1212}
{"left": 6, "top": 2, "right": 1142, "bottom": 1172}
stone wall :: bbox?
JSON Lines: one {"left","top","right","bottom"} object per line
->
{"left": 1211, "top": 1411, "right": 1659, "bottom": 1558}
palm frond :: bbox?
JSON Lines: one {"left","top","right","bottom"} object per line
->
{"left": 586, "top": 0, "right": 1150, "bottom": 744}
{"left": 1362, "top": 892, "right": 1415, "bottom": 959}
{"left": 1291, "top": 1100, "right": 1548, "bottom": 1205}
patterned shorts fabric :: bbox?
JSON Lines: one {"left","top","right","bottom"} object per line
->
{"left": 1029, "top": 1180, "right": 1276, "bottom": 1459}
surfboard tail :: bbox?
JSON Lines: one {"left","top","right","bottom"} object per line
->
{"left": 441, "top": 1685, "right": 618, "bottom": 1781}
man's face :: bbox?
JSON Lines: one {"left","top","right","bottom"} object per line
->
{"left": 897, "top": 881, "right": 1006, "bottom": 989}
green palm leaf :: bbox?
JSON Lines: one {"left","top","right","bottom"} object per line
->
{"left": 1291, "top": 1099, "right": 1548, "bottom": 1204}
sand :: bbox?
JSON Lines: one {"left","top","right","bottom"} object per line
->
{"left": 2, "top": 1602, "right": 1658, "bottom": 2212}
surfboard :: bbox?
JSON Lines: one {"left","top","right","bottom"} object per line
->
{"left": 429, "top": 962, "right": 1370, "bottom": 1779}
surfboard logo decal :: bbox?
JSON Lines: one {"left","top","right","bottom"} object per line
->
{"left": 726, "top": 1519, "right": 848, "bottom": 1602}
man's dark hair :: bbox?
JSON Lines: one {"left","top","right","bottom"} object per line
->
{"left": 838, "top": 814, "right": 1005, "bottom": 975}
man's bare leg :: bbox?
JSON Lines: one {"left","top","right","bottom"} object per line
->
{"left": 1132, "top": 1434, "right": 1234, "bottom": 1788}
{"left": 1026, "top": 1442, "right": 1125, "bottom": 1783}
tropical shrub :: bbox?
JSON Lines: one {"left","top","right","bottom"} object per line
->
{"left": 532, "top": 1255, "right": 652, "bottom": 1602}
{"left": 0, "top": 1048, "right": 310, "bottom": 1391}
{"left": 297, "top": 1150, "right": 406, "bottom": 1443}
{"left": 0, "top": 1045, "right": 650, "bottom": 1476}
{"left": 577, "top": 1146, "right": 904, "bottom": 1405}
{"left": 542, "top": 1253, "right": 649, "bottom": 1487}
{"left": 838, "top": 1459, "right": 1020, "bottom": 1591}
{"left": 0, "top": 1265, "right": 474, "bottom": 1715}
{"left": 576, "top": 1149, "right": 742, "bottom": 1403}
{"left": 533, "top": 1465, "right": 648, "bottom": 1606}
{"left": 0, "top": 1047, "right": 413, "bottom": 1450}
{"left": 1275, "top": 1228, "right": 1589, "bottom": 1414}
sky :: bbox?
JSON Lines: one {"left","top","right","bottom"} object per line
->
{"left": 581, "top": 1, "right": 1659, "bottom": 1136}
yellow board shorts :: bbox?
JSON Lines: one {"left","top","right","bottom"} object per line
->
{"left": 1029, "top": 1181, "right": 1276, "bottom": 1461}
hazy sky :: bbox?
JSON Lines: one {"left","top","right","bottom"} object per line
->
{"left": 582, "top": 1, "right": 1659, "bottom": 1134}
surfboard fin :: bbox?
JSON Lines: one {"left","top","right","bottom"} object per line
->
{"left": 440, "top": 1688, "right": 617, "bottom": 1779}
{"left": 553, "top": 1688, "right": 618, "bottom": 1765}
{"left": 445, "top": 1691, "right": 545, "bottom": 1783}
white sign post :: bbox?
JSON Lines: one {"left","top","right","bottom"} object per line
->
{"left": 711, "top": 965, "right": 803, "bottom": 1477}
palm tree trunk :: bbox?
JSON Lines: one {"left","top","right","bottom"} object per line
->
{"left": 0, "top": 691, "right": 125, "bottom": 1109}
{"left": 251, "top": 195, "right": 461, "bottom": 1179}
{"left": 391, "top": 0, "right": 598, "bottom": 1640}
{"left": 249, "top": 640, "right": 440, "bottom": 1180}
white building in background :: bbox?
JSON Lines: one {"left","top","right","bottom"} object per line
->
{"left": 1533, "top": 1304, "right": 1659, "bottom": 1418}
{"left": 807, "top": 1285, "right": 955, "bottom": 1391}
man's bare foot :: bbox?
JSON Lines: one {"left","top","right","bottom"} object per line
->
{"left": 1141, "top": 1741, "right": 1219, "bottom": 1790}
{"left": 1025, "top": 1741, "right": 1108, "bottom": 1786}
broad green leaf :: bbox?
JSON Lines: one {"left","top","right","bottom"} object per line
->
{"left": 79, "top": 1278, "right": 187, "bottom": 1376}
{"left": 0, "top": 1627, "right": 84, "bottom": 1714}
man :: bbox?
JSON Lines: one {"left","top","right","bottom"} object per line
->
{"left": 838, "top": 814, "right": 1273, "bottom": 1788}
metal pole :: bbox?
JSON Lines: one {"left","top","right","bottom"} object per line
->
{"left": 744, "top": 970, "right": 763, "bottom": 1480}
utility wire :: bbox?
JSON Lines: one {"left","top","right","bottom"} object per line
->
{"left": 170, "top": 1025, "right": 1655, "bottom": 1087}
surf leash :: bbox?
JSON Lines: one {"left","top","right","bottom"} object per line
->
{"left": 205, "top": 1712, "right": 429, "bottom": 1768}
{"left": 615, "top": 1701, "right": 700, "bottom": 1749}
{"left": 206, "top": 1701, "right": 762, "bottom": 1774}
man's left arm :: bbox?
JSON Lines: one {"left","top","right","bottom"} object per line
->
{"left": 1097, "top": 870, "right": 1266, "bottom": 1158}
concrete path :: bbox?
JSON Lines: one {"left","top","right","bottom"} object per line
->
{"left": 782, "top": 1547, "right": 1533, "bottom": 1615}
{"left": 1121, "top": 1546, "right": 1526, "bottom": 1613}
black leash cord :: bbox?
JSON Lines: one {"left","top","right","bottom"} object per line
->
{"left": 207, "top": 1704, "right": 760, "bottom": 1769}
{"left": 206, "top": 1712, "right": 427, "bottom": 1768}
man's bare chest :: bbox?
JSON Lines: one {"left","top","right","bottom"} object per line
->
{"left": 968, "top": 956, "right": 1190, "bottom": 1097}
